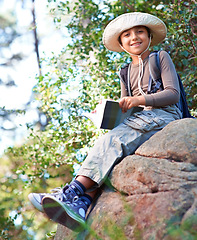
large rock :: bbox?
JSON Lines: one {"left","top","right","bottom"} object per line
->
{"left": 135, "top": 118, "right": 197, "bottom": 164}
{"left": 55, "top": 119, "right": 197, "bottom": 240}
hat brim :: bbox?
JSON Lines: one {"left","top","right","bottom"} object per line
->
{"left": 103, "top": 12, "right": 167, "bottom": 52}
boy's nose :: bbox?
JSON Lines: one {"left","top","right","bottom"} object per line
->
{"left": 131, "top": 32, "right": 138, "bottom": 40}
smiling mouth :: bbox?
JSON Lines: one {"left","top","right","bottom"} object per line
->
{"left": 131, "top": 42, "right": 142, "bottom": 46}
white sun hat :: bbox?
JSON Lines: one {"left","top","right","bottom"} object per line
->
{"left": 103, "top": 12, "right": 167, "bottom": 52}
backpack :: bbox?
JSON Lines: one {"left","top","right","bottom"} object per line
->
{"left": 119, "top": 51, "right": 194, "bottom": 118}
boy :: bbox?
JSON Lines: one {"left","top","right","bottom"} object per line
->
{"left": 28, "top": 12, "right": 182, "bottom": 230}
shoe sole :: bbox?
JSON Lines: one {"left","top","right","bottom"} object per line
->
{"left": 42, "top": 196, "right": 85, "bottom": 231}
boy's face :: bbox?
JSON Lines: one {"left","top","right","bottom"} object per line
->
{"left": 119, "top": 26, "right": 150, "bottom": 55}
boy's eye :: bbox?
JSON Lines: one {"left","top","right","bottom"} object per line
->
{"left": 124, "top": 33, "right": 130, "bottom": 37}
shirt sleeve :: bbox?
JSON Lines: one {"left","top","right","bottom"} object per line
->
{"left": 144, "top": 51, "right": 180, "bottom": 107}
{"left": 120, "top": 81, "right": 128, "bottom": 98}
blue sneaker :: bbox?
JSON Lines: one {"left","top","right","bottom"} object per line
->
{"left": 42, "top": 194, "right": 92, "bottom": 230}
{"left": 28, "top": 184, "right": 77, "bottom": 212}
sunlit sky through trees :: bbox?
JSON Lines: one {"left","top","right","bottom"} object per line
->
{"left": 0, "top": 0, "right": 69, "bottom": 154}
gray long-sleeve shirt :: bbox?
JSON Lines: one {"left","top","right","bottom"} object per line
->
{"left": 121, "top": 51, "right": 180, "bottom": 107}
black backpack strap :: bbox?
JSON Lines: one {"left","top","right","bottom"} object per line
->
{"left": 148, "top": 51, "right": 163, "bottom": 94}
{"left": 119, "top": 63, "right": 132, "bottom": 96}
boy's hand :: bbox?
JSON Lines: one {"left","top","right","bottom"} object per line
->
{"left": 119, "top": 96, "right": 145, "bottom": 113}
{"left": 119, "top": 97, "right": 136, "bottom": 113}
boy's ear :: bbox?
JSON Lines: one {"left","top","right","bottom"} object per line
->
{"left": 118, "top": 36, "right": 122, "bottom": 45}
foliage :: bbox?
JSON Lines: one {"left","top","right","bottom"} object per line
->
{"left": 165, "top": 215, "right": 197, "bottom": 240}
{"left": 0, "top": 0, "right": 196, "bottom": 239}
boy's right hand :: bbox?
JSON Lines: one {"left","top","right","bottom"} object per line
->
{"left": 119, "top": 96, "right": 145, "bottom": 113}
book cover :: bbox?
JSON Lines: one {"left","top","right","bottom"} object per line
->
{"left": 84, "top": 100, "right": 142, "bottom": 130}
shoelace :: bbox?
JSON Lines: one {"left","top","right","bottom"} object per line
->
{"left": 138, "top": 55, "right": 145, "bottom": 96}
{"left": 49, "top": 185, "right": 72, "bottom": 201}
{"left": 48, "top": 187, "right": 64, "bottom": 201}
{"left": 49, "top": 184, "right": 84, "bottom": 204}
{"left": 63, "top": 184, "right": 82, "bottom": 202}
{"left": 50, "top": 187, "right": 62, "bottom": 194}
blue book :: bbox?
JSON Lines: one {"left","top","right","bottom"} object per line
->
{"left": 84, "top": 100, "right": 142, "bottom": 130}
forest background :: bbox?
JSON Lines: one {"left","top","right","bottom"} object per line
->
{"left": 0, "top": 0, "right": 196, "bottom": 239}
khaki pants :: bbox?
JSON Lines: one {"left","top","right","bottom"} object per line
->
{"left": 77, "top": 107, "right": 181, "bottom": 187}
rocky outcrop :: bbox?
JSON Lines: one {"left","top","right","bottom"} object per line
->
{"left": 55, "top": 118, "right": 197, "bottom": 240}
{"left": 135, "top": 118, "right": 197, "bottom": 164}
